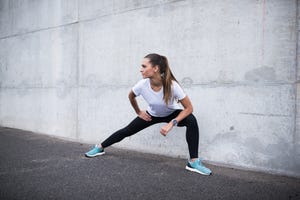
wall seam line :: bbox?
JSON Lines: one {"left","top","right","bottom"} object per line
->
{"left": 76, "top": 0, "right": 80, "bottom": 141}
{"left": 294, "top": 0, "right": 299, "bottom": 145}
{"left": 0, "top": 21, "right": 79, "bottom": 40}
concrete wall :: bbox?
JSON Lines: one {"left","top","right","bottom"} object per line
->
{"left": 0, "top": 0, "right": 299, "bottom": 177}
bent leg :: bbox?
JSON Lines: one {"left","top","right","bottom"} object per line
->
{"left": 101, "top": 117, "right": 154, "bottom": 148}
{"left": 178, "top": 114, "right": 199, "bottom": 159}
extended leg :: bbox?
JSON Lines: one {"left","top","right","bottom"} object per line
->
{"left": 101, "top": 116, "right": 155, "bottom": 148}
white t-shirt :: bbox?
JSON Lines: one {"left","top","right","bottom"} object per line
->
{"left": 132, "top": 78, "right": 186, "bottom": 117}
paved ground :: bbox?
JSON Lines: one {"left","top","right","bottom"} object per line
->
{"left": 0, "top": 127, "right": 300, "bottom": 200}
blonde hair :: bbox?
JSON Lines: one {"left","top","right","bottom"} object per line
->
{"left": 144, "top": 53, "right": 178, "bottom": 105}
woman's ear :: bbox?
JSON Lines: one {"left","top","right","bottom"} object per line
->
{"left": 154, "top": 65, "right": 159, "bottom": 73}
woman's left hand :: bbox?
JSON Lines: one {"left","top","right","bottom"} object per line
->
{"left": 160, "top": 123, "right": 173, "bottom": 136}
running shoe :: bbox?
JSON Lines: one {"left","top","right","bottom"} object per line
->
{"left": 185, "top": 158, "right": 212, "bottom": 175}
{"left": 85, "top": 145, "right": 105, "bottom": 158}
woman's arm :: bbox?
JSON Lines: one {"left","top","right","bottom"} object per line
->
{"left": 128, "top": 90, "right": 140, "bottom": 115}
{"left": 128, "top": 90, "right": 152, "bottom": 121}
{"left": 160, "top": 96, "right": 193, "bottom": 136}
{"left": 174, "top": 96, "right": 194, "bottom": 122}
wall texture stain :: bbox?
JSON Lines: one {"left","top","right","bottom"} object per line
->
{"left": 244, "top": 66, "right": 276, "bottom": 82}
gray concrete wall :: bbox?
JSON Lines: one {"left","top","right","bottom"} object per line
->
{"left": 0, "top": 0, "right": 299, "bottom": 177}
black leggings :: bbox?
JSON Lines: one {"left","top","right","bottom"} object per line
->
{"left": 101, "top": 110, "right": 199, "bottom": 159}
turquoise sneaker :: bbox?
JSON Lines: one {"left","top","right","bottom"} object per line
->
{"left": 85, "top": 145, "right": 105, "bottom": 158}
{"left": 185, "top": 158, "right": 212, "bottom": 175}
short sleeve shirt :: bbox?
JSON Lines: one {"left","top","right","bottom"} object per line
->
{"left": 132, "top": 78, "right": 186, "bottom": 117}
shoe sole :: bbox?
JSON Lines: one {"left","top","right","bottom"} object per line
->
{"left": 85, "top": 152, "right": 105, "bottom": 158}
{"left": 185, "top": 165, "right": 211, "bottom": 175}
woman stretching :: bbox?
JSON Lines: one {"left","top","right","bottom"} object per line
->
{"left": 85, "top": 53, "right": 212, "bottom": 175}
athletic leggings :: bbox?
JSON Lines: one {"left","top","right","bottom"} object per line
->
{"left": 101, "top": 110, "right": 199, "bottom": 159}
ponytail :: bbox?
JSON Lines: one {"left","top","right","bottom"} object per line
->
{"left": 144, "top": 53, "right": 178, "bottom": 105}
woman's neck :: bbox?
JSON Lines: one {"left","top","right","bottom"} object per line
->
{"left": 150, "top": 76, "right": 162, "bottom": 87}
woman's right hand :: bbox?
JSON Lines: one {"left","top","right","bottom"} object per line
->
{"left": 138, "top": 110, "right": 152, "bottom": 121}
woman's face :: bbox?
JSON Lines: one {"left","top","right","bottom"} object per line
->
{"left": 140, "top": 58, "right": 158, "bottom": 79}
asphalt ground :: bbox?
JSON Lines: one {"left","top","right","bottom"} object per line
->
{"left": 0, "top": 126, "right": 300, "bottom": 200}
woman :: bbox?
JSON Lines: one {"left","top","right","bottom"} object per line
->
{"left": 85, "top": 53, "right": 212, "bottom": 175}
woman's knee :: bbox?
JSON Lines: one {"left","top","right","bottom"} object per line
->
{"left": 179, "top": 114, "right": 198, "bottom": 127}
{"left": 120, "top": 126, "right": 135, "bottom": 137}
